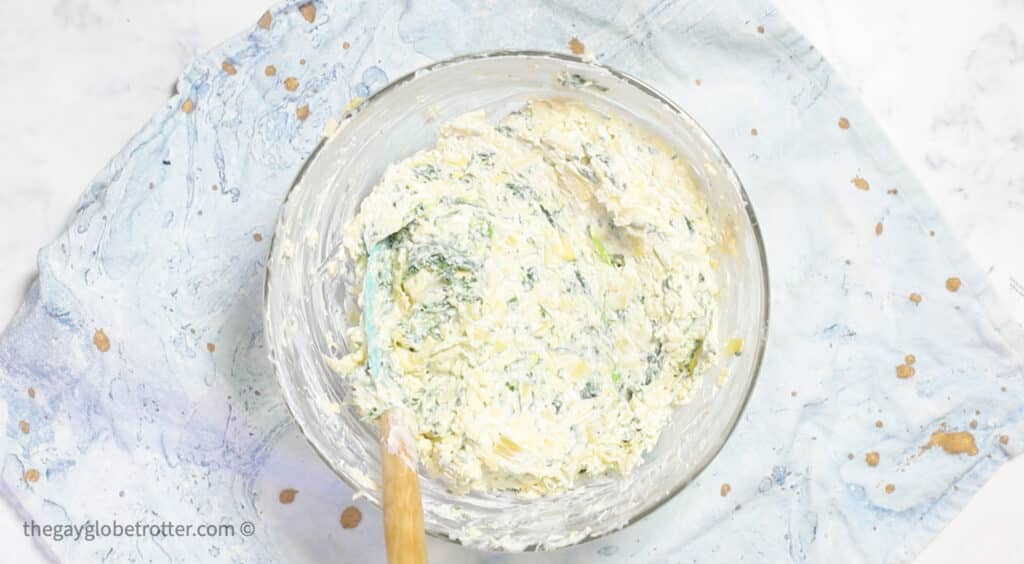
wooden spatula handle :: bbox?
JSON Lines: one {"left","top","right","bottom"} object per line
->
{"left": 380, "top": 410, "right": 427, "bottom": 564}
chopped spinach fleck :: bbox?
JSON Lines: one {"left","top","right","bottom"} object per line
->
{"left": 580, "top": 381, "right": 600, "bottom": 399}
{"left": 644, "top": 341, "right": 663, "bottom": 385}
{"left": 506, "top": 182, "right": 531, "bottom": 198}
{"left": 412, "top": 164, "right": 440, "bottom": 181}
{"left": 538, "top": 204, "right": 558, "bottom": 227}
{"left": 558, "top": 72, "right": 609, "bottom": 92}
{"left": 521, "top": 266, "right": 538, "bottom": 290}
{"left": 574, "top": 269, "right": 589, "bottom": 292}
{"left": 508, "top": 106, "right": 533, "bottom": 118}
{"left": 561, "top": 73, "right": 588, "bottom": 88}
{"left": 577, "top": 166, "right": 599, "bottom": 184}
{"left": 470, "top": 151, "right": 495, "bottom": 169}
{"left": 470, "top": 218, "right": 493, "bottom": 239}
{"left": 685, "top": 338, "right": 704, "bottom": 374}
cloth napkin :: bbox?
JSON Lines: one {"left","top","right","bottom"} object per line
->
{"left": 2, "top": 0, "right": 1022, "bottom": 562}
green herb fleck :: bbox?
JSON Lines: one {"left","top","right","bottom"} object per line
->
{"left": 562, "top": 73, "right": 588, "bottom": 88}
{"left": 592, "top": 233, "right": 611, "bottom": 264}
{"left": 470, "top": 218, "right": 493, "bottom": 239}
{"left": 470, "top": 151, "right": 495, "bottom": 169}
{"left": 521, "top": 266, "right": 537, "bottom": 290}
{"left": 538, "top": 204, "right": 557, "bottom": 227}
{"left": 574, "top": 269, "right": 589, "bottom": 292}
{"left": 644, "top": 341, "right": 663, "bottom": 385}
{"left": 577, "top": 166, "right": 599, "bottom": 184}
{"left": 412, "top": 164, "right": 440, "bottom": 181}
{"left": 558, "top": 72, "right": 609, "bottom": 92}
{"left": 506, "top": 182, "right": 531, "bottom": 198}
{"left": 591, "top": 231, "right": 625, "bottom": 268}
{"left": 685, "top": 338, "right": 704, "bottom": 374}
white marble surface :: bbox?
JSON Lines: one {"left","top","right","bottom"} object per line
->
{"left": 0, "top": 0, "right": 1020, "bottom": 561}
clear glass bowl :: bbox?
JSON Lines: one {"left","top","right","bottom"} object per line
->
{"left": 263, "top": 51, "right": 769, "bottom": 552}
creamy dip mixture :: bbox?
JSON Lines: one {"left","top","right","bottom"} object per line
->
{"left": 328, "top": 99, "right": 719, "bottom": 495}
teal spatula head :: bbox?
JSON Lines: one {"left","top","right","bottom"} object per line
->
{"left": 362, "top": 241, "right": 389, "bottom": 382}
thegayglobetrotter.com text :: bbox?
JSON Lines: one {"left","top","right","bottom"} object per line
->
{"left": 22, "top": 519, "right": 256, "bottom": 541}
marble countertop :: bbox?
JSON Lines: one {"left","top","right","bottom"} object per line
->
{"left": 1, "top": 0, "right": 1020, "bottom": 561}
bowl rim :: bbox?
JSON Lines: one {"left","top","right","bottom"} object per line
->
{"left": 263, "top": 48, "right": 771, "bottom": 551}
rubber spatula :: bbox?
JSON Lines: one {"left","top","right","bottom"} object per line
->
{"left": 363, "top": 243, "right": 428, "bottom": 564}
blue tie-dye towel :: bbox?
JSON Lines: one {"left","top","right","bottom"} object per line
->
{"left": 2, "top": 1, "right": 1022, "bottom": 562}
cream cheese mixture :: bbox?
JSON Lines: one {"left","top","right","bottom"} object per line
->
{"left": 327, "top": 99, "right": 719, "bottom": 495}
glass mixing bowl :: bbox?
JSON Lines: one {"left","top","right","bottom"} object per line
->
{"left": 263, "top": 51, "right": 769, "bottom": 551}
